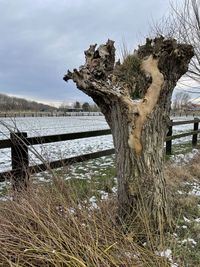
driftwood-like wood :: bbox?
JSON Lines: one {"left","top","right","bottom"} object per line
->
{"left": 64, "top": 37, "right": 194, "bottom": 230}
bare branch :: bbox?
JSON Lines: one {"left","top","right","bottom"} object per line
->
{"left": 152, "top": 0, "right": 200, "bottom": 84}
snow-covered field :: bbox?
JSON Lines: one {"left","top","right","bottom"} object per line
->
{"left": 0, "top": 115, "right": 199, "bottom": 172}
{"left": 0, "top": 116, "right": 111, "bottom": 171}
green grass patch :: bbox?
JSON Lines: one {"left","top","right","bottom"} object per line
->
{"left": 62, "top": 164, "right": 117, "bottom": 202}
{"left": 166, "top": 142, "right": 200, "bottom": 160}
{"left": 168, "top": 179, "right": 200, "bottom": 266}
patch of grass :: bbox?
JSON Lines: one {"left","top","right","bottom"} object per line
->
{"left": 41, "top": 155, "right": 117, "bottom": 202}
{"left": 165, "top": 154, "right": 200, "bottom": 266}
{"left": 0, "top": 184, "right": 9, "bottom": 197}
{"left": 0, "top": 182, "right": 170, "bottom": 267}
{"left": 56, "top": 165, "right": 117, "bottom": 202}
{"left": 172, "top": 142, "right": 199, "bottom": 155}
{"left": 65, "top": 178, "right": 92, "bottom": 201}
{"left": 165, "top": 142, "right": 200, "bottom": 161}
{"left": 1, "top": 150, "right": 200, "bottom": 265}
{"left": 92, "top": 167, "right": 116, "bottom": 192}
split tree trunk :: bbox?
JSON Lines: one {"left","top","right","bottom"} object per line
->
{"left": 64, "top": 37, "right": 193, "bottom": 230}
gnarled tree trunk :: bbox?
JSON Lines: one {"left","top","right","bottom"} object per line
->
{"left": 64, "top": 37, "right": 193, "bottom": 230}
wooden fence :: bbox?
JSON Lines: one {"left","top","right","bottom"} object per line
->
{"left": 0, "top": 118, "right": 199, "bottom": 188}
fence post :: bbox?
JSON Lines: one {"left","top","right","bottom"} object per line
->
{"left": 166, "top": 120, "right": 173, "bottom": 155}
{"left": 10, "top": 132, "right": 29, "bottom": 191}
{"left": 192, "top": 118, "right": 199, "bottom": 147}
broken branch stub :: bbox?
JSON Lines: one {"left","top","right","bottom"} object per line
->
{"left": 64, "top": 39, "right": 115, "bottom": 86}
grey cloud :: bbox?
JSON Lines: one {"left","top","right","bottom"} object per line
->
{"left": 0, "top": 0, "right": 173, "bottom": 104}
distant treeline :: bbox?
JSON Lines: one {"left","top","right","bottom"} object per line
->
{"left": 0, "top": 93, "right": 101, "bottom": 113}
{"left": 0, "top": 94, "right": 55, "bottom": 112}
{"left": 59, "top": 101, "right": 100, "bottom": 112}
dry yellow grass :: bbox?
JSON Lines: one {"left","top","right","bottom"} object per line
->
{"left": 0, "top": 181, "right": 171, "bottom": 267}
{"left": 0, "top": 153, "right": 200, "bottom": 266}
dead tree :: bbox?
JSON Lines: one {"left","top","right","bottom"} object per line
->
{"left": 64, "top": 37, "right": 193, "bottom": 230}
{"left": 153, "top": 0, "right": 200, "bottom": 84}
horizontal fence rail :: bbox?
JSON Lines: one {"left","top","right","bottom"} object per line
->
{"left": 0, "top": 148, "right": 115, "bottom": 183}
{"left": 0, "top": 119, "right": 199, "bottom": 186}
{"left": 0, "top": 129, "right": 112, "bottom": 149}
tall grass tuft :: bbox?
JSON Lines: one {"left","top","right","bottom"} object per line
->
{"left": 0, "top": 178, "right": 170, "bottom": 267}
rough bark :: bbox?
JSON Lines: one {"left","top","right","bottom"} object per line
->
{"left": 63, "top": 37, "right": 194, "bottom": 230}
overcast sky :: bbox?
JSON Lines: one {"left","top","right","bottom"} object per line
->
{"left": 0, "top": 0, "right": 184, "bottom": 106}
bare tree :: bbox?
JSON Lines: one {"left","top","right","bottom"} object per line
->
{"left": 82, "top": 102, "right": 90, "bottom": 111}
{"left": 173, "top": 0, "right": 200, "bottom": 83}
{"left": 64, "top": 37, "right": 193, "bottom": 229}
{"left": 59, "top": 102, "right": 68, "bottom": 111}
{"left": 172, "top": 92, "right": 191, "bottom": 110}
{"left": 0, "top": 94, "right": 55, "bottom": 112}
{"left": 153, "top": 0, "right": 200, "bottom": 84}
{"left": 73, "top": 101, "right": 81, "bottom": 109}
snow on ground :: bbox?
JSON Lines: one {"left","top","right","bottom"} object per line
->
{"left": 0, "top": 116, "right": 111, "bottom": 171}
{"left": 170, "top": 148, "right": 199, "bottom": 164}
{"left": 34, "top": 155, "right": 116, "bottom": 184}
{"left": 0, "top": 113, "right": 199, "bottom": 182}
{"left": 0, "top": 116, "right": 109, "bottom": 138}
{"left": 156, "top": 249, "right": 179, "bottom": 267}
{"left": 0, "top": 115, "right": 199, "bottom": 172}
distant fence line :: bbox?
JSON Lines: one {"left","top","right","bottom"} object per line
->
{"left": 0, "top": 112, "right": 103, "bottom": 118}
{"left": 0, "top": 118, "right": 199, "bottom": 190}
{"left": 170, "top": 110, "right": 200, "bottom": 117}
{"left": 0, "top": 110, "right": 200, "bottom": 118}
